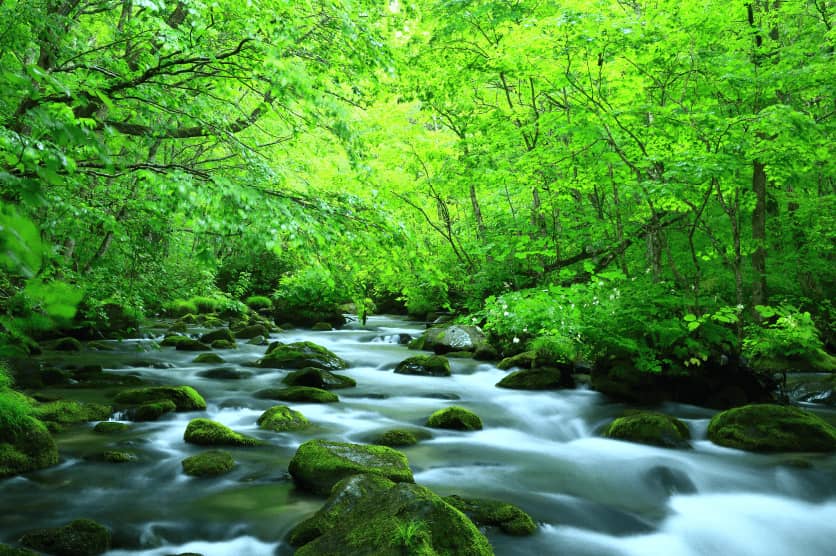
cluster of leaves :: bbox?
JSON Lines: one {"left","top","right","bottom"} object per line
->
{"left": 743, "top": 305, "right": 825, "bottom": 362}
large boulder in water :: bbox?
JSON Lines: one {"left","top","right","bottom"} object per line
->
{"left": 443, "top": 494, "right": 537, "bottom": 536}
{"left": 183, "top": 418, "right": 263, "bottom": 447}
{"left": 288, "top": 474, "right": 494, "bottom": 556}
{"left": 282, "top": 367, "right": 356, "bottom": 390}
{"left": 257, "top": 406, "right": 309, "bottom": 432}
{"left": 603, "top": 411, "right": 691, "bottom": 449}
{"left": 288, "top": 439, "right": 414, "bottom": 495}
{"left": 0, "top": 416, "right": 59, "bottom": 478}
{"left": 254, "top": 386, "right": 339, "bottom": 403}
{"left": 423, "top": 325, "right": 487, "bottom": 355}
{"left": 198, "top": 328, "right": 235, "bottom": 344}
{"left": 114, "top": 386, "right": 206, "bottom": 411}
{"left": 181, "top": 450, "right": 235, "bottom": 477}
{"left": 257, "top": 341, "right": 348, "bottom": 371}
{"left": 19, "top": 519, "right": 111, "bottom": 556}
{"left": 393, "top": 355, "right": 451, "bottom": 377}
{"left": 707, "top": 404, "right": 836, "bottom": 452}
{"left": 426, "top": 406, "right": 483, "bottom": 431}
{"left": 496, "top": 367, "right": 574, "bottom": 390}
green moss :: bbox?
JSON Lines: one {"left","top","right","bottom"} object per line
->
{"left": 174, "top": 338, "right": 212, "bottom": 351}
{"left": 289, "top": 474, "right": 493, "bottom": 556}
{"left": 160, "top": 334, "right": 191, "bottom": 347}
{"left": 496, "top": 367, "right": 573, "bottom": 390}
{"left": 0, "top": 417, "right": 59, "bottom": 478}
{"left": 102, "top": 450, "right": 137, "bottom": 463}
{"left": 234, "top": 324, "right": 269, "bottom": 339}
{"left": 257, "top": 405, "right": 310, "bottom": 431}
{"left": 177, "top": 313, "right": 200, "bottom": 324}
{"left": 211, "top": 339, "right": 237, "bottom": 349}
{"left": 33, "top": 400, "right": 112, "bottom": 426}
{"left": 182, "top": 450, "right": 235, "bottom": 477}
{"left": 394, "top": 355, "right": 451, "bottom": 377}
{"left": 245, "top": 295, "right": 273, "bottom": 311}
{"left": 254, "top": 386, "right": 339, "bottom": 403}
{"left": 189, "top": 296, "right": 224, "bottom": 314}
{"left": 283, "top": 368, "right": 356, "bottom": 390}
{"left": 447, "top": 351, "right": 474, "bottom": 358}
{"left": 444, "top": 494, "right": 537, "bottom": 536}
{"left": 604, "top": 412, "right": 691, "bottom": 449}
{"left": 52, "top": 337, "right": 83, "bottom": 351}
{"left": 193, "top": 353, "right": 225, "bottom": 364}
{"left": 114, "top": 386, "right": 206, "bottom": 411}
{"left": 259, "top": 341, "right": 348, "bottom": 371}
{"left": 167, "top": 321, "right": 188, "bottom": 334}
{"left": 707, "top": 404, "right": 836, "bottom": 452}
{"left": 0, "top": 387, "right": 33, "bottom": 440}
{"left": 311, "top": 322, "right": 334, "bottom": 331}
{"left": 20, "top": 519, "right": 110, "bottom": 556}
{"left": 124, "top": 400, "right": 177, "bottom": 422}
{"left": 92, "top": 421, "right": 130, "bottom": 434}
{"left": 199, "top": 328, "right": 235, "bottom": 344}
{"left": 164, "top": 299, "right": 199, "bottom": 317}
{"left": 427, "top": 406, "right": 483, "bottom": 431}
{"left": 0, "top": 544, "right": 39, "bottom": 555}
{"left": 183, "top": 418, "right": 263, "bottom": 447}
{"left": 407, "top": 336, "right": 426, "bottom": 351}
{"left": 372, "top": 429, "right": 424, "bottom": 447}
{"left": 288, "top": 439, "right": 415, "bottom": 495}
{"left": 497, "top": 351, "right": 537, "bottom": 370}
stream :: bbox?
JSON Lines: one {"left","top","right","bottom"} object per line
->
{"left": 2, "top": 315, "right": 835, "bottom": 556}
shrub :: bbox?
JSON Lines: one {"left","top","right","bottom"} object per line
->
{"left": 245, "top": 295, "right": 273, "bottom": 311}
{"left": 163, "top": 299, "right": 198, "bottom": 317}
{"left": 744, "top": 304, "right": 825, "bottom": 362}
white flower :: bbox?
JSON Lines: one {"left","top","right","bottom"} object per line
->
{"left": 522, "top": 327, "right": 528, "bottom": 333}
{"left": 503, "top": 311, "right": 510, "bottom": 317}
{"left": 512, "top": 337, "right": 520, "bottom": 344}
{"left": 736, "top": 304, "right": 745, "bottom": 312}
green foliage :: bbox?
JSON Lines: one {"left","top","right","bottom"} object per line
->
{"left": 0, "top": 370, "right": 32, "bottom": 442}
{"left": 744, "top": 305, "right": 825, "bottom": 361}
{"left": 163, "top": 300, "right": 199, "bottom": 318}
{"left": 245, "top": 295, "right": 273, "bottom": 312}
{"left": 393, "top": 520, "right": 430, "bottom": 551}
{"left": 272, "top": 265, "right": 345, "bottom": 321}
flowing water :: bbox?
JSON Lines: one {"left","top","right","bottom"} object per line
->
{"left": 2, "top": 315, "right": 835, "bottom": 555}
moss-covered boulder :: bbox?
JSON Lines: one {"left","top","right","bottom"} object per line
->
{"left": 0, "top": 544, "right": 38, "bottom": 555}
{"left": 211, "top": 339, "right": 237, "bottom": 349}
{"left": 19, "top": 519, "right": 111, "bottom": 556}
{"left": 707, "top": 404, "right": 836, "bottom": 452}
{"left": 174, "top": 338, "right": 212, "bottom": 351}
{"left": 444, "top": 494, "right": 537, "bottom": 536}
{"left": 199, "top": 328, "right": 235, "bottom": 344}
{"left": 288, "top": 439, "right": 414, "bottom": 495}
{"left": 33, "top": 401, "right": 112, "bottom": 430}
{"left": 371, "top": 429, "right": 429, "bottom": 447}
{"left": 182, "top": 450, "right": 235, "bottom": 477}
{"left": 258, "top": 341, "right": 348, "bottom": 371}
{"left": 101, "top": 450, "right": 137, "bottom": 463}
{"left": 289, "top": 474, "right": 493, "bottom": 556}
{"left": 473, "top": 343, "right": 499, "bottom": 361}
{"left": 124, "top": 400, "right": 177, "bottom": 422}
{"left": 92, "top": 421, "right": 129, "bottom": 434}
{"left": 192, "top": 353, "right": 224, "bottom": 364}
{"left": 427, "top": 406, "right": 483, "bottom": 431}
{"left": 407, "top": 336, "right": 426, "bottom": 351}
{"left": 423, "top": 325, "right": 487, "bottom": 355}
{"left": 51, "top": 337, "right": 83, "bottom": 351}
{"left": 603, "top": 412, "right": 691, "bottom": 449}
{"left": 160, "top": 335, "right": 191, "bottom": 347}
{"left": 197, "top": 368, "right": 252, "bottom": 380}
{"left": 497, "top": 351, "right": 537, "bottom": 370}
{"left": 283, "top": 368, "right": 356, "bottom": 390}
{"left": 233, "top": 324, "right": 268, "bottom": 339}
{"left": 394, "top": 355, "right": 451, "bottom": 377}
{"left": 257, "top": 405, "right": 309, "bottom": 432}
{"left": 0, "top": 417, "right": 59, "bottom": 478}
{"left": 253, "top": 386, "right": 339, "bottom": 404}
{"left": 496, "top": 367, "right": 574, "bottom": 390}
{"left": 183, "top": 418, "right": 262, "bottom": 447}
{"left": 114, "top": 386, "right": 206, "bottom": 411}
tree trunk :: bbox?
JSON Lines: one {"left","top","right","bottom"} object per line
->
{"left": 751, "top": 161, "right": 768, "bottom": 307}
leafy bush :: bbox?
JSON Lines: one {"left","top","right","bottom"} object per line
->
{"left": 162, "top": 299, "right": 198, "bottom": 317}
{"left": 744, "top": 305, "right": 825, "bottom": 361}
{"left": 190, "top": 296, "right": 224, "bottom": 314}
{"left": 245, "top": 295, "right": 273, "bottom": 311}
{"left": 272, "top": 265, "right": 345, "bottom": 322}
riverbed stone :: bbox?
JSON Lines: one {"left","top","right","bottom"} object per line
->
{"left": 423, "top": 325, "right": 487, "bottom": 355}
{"left": 288, "top": 439, "right": 414, "bottom": 495}
{"left": 197, "top": 367, "right": 252, "bottom": 380}
{"left": 101, "top": 450, "right": 137, "bottom": 463}
{"left": 497, "top": 351, "right": 537, "bottom": 370}
{"left": 371, "top": 429, "right": 429, "bottom": 447}
{"left": 282, "top": 368, "right": 356, "bottom": 390}
{"left": 19, "top": 518, "right": 111, "bottom": 556}
{"left": 183, "top": 418, "right": 262, "bottom": 447}
{"left": 211, "top": 339, "right": 236, "bottom": 349}
{"left": 174, "top": 338, "right": 212, "bottom": 351}
{"left": 311, "top": 322, "right": 333, "bottom": 331}
{"left": 288, "top": 474, "right": 493, "bottom": 556}
{"left": 114, "top": 386, "right": 206, "bottom": 411}
{"left": 33, "top": 401, "right": 112, "bottom": 430}
{"left": 253, "top": 386, "right": 339, "bottom": 403}
{"left": 51, "top": 337, "right": 83, "bottom": 351}
{"left": 496, "top": 367, "right": 574, "bottom": 390}
{"left": 181, "top": 450, "right": 235, "bottom": 477}
{"left": 160, "top": 334, "right": 191, "bottom": 347}
{"left": 394, "top": 355, "right": 451, "bottom": 377}
{"left": 257, "top": 405, "right": 309, "bottom": 432}
{"left": 192, "top": 353, "right": 225, "bottom": 364}
{"left": 0, "top": 417, "right": 59, "bottom": 478}
{"left": 198, "top": 328, "right": 235, "bottom": 344}
{"left": 443, "top": 494, "right": 537, "bottom": 536}
{"left": 426, "top": 406, "right": 483, "bottom": 431}
{"left": 233, "top": 324, "right": 268, "bottom": 339}
{"left": 0, "top": 544, "right": 38, "bottom": 555}
{"left": 707, "top": 404, "right": 836, "bottom": 452}
{"left": 92, "top": 421, "right": 129, "bottom": 434}
{"left": 604, "top": 411, "right": 691, "bottom": 449}
{"left": 258, "top": 341, "right": 348, "bottom": 371}
{"left": 124, "top": 400, "right": 177, "bottom": 422}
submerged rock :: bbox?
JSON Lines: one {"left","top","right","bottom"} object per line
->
{"left": 114, "top": 386, "right": 206, "bottom": 411}
{"left": 496, "top": 367, "right": 574, "bottom": 390}
{"left": 253, "top": 386, "right": 339, "bottom": 404}
{"left": 426, "top": 406, "right": 483, "bottom": 431}
{"left": 258, "top": 341, "right": 348, "bottom": 371}
{"left": 92, "top": 421, "right": 129, "bottom": 434}
{"left": 210, "top": 339, "right": 237, "bottom": 349}
{"left": 393, "top": 355, "right": 451, "bottom": 377}
{"left": 497, "top": 351, "right": 536, "bottom": 370}
{"left": 101, "top": 450, "right": 137, "bottom": 464}
{"left": 183, "top": 418, "right": 262, "bottom": 447}
{"left": 0, "top": 417, "right": 59, "bottom": 478}
{"left": 197, "top": 368, "right": 252, "bottom": 380}
{"left": 443, "top": 494, "right": 537, "bottom": 536}
{"left": 288, "top": 439, "right": 414, "bottom": 495}
{"left": 174, "top": 338, "right": 212, "bottom": 352}
{"left": 198, "top": 328, "right": 235, "bottom": 344}
{"left": 707, "top": 404, "right": 836, "bottom": 452}
{"left": 192, "top": 353, "right": 224, "bottom": 364}
{"left": 604, "top": 412, "right": 691, "bottom": 449}
{"left": 282, "top": 368, "right": 356, "bottom": 390}
{"left": 311, "top": 322, "right": 333, "bottom": 331}
{"left": 370, "top": 429, "right": 430, "bottom": 447}
{"left": 160, "top": 335, "right": 191, "bottom": 347}
{"left": 19, "top": 519, "right": 111, "bottom": 556}
{"left": 124, "top": 400, "right": 176, "bottom": 422}
{"left": 257, "top": 406, "right": 309, "bottom": 432}
{"left": 233, "top": 324, "right": 268, "bottom": 339}
{"left": 181, "top": 450, "right": 235, "bottom": 477}
{"left": 786, "top": 373, "right": 836, "bottom": 406}
{"left": 288, "top": 474, "right": 493, "bottom": 556}
{"left": 423, "top": 325, "right": 487, "bottom": 355}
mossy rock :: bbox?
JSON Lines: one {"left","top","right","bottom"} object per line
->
{"left": 246, "top": 336, "right": 267, "bottom": 346}
{"left": 177, "top": 313, "right": 200, "bottom": 324}
{"left": 234, "top": 324, "right": 268, "bottom": 339}
{"left": 371, "top": 429, "right": 430, "bottom": 447}
{"left": 603, "top": 412, "right": 691, "bottom": 449}
{"left": 197, "top": 368, "right": 252, "bottom": 380}
{"left": 283, "top": 368, "right": 356, "bottom": 390}
{"left": 160, "top": 335, "right": 191, "bottom": 347}
{"left": 19, "top": 519, "right": 111, "bottom": 556}
{"left": 202, "top": 315, "right": 224, "bottom": 328}
{"left": 0, "top": 544, "right": 38, "bottom": 555}
{"left": 257, "top": 405, "right": 310, "bottom": 432}
{"left": 102, "top": 450, "right": 137, "bottom": 464}
{"left": 311, "top": 322, "right": 334, "bottom": 331}
{"left": 497, "top": 351, "right": 536, "bottom": 370}
{"left": 496, "top": 367, "right": 574, "bottom": 390}
{"left": 0, "top": 417, "right": 59, "bottom": 478}
{"left": 406, "top": 336, "right": 426, "bottom": 351}
{"left": 182, "top": 450, "right": 235, "bottom": 477}
{"left": 394, "top": 355, "right": 451, "bottom": 377}
{"left": 288, "top": 439, "right": 415, "bottom": 496}
{"left": 258, "top": 341, "right": 348, "bottom": 371}
{"left": 427, "top": 406, "right": 483, "bottom": 431}
{"left": 210, "top": 339, "right": 237, "bottom": 349}
{"left": 253, "top": 386, "right": 339, "bottom": 404}
{"left": 473, "top": 343, "right": 499, "bottom": 361}
{"left": 51, "top": 337, "right": 83, "bottom": 351}
{"left": 33, "top": 401, "right": 112, "bottom": 427}
{"left": 124, "top": 400, "right": 177, "bottom": 422}
{"left": 114, "top": 386, "right": 206, "bottom": 411}
{"left": 167, "top": 322, "right": 188, "bottom": 334}
{"left": 86, "top": 341, "right": 115, "bottom": 351}
{"left": 199, "top": 328, "right": 235, "bottom": 344}
{"left": 444, "top": 494, "right": 537, "bottom": 536}
{"left": 447, "top": 351, "right": 474, "bottom": 359}
{"left": 707, "top": 404, "right": 836, "bottom": 452}
{"left": 192, "top": 353, "right": 225, "bottom": 364}
{"left": 39, "top": 368, "right": 72, "bottom": 386}
{"left": 289, "top": 474, "right": 493, "bottom": 556}
{"left": 423, "top": 325, "right": 487, "bottom": 355}
{"left": 183, "top": 418, "right": 262, "bottom": 447}
{"left": 174, "top": 338, "right": 212, "bottom": 351}
{"left": 92, "top": 421, "right": 130, "bottom": 434}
